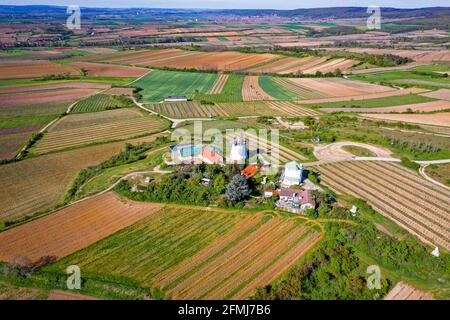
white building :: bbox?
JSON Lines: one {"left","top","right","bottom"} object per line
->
{"left": 282, "top": 161, "right": 304, "bottom": 186}
{"left": 230, "top": 138, "right": 247, "bottom": 163}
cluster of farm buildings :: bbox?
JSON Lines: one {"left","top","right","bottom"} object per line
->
{"left": 167, "top": 139, "right": 314, "bottom": 213}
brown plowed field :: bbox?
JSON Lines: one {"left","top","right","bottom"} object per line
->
{"left": 1, "top": 88, "right": 101, "bottom": 108}
{"left": 0, "top": 60, "right": 81, "bottom": 79}
{"left": 99, "top": 49, "right": 277, "bottom": 72}
{"left": 384, "top": 282, "right": 433, "bottom": 300}
{"left": 323, "top": 100, "right": 450, "bottom": 113}
{"left": 209, "top": 74, "right": 229, "bottom": 94}
{"left": 0, "top": 134, "right": 162, "bottom": 223}
{"left": 315, "top": 161, "right": 450, "bottom": 250}
{"left": 289, "top": 78, "right": 391, "bottom": 97}
{"left": 0, "top": 192, "right": 163, "bottom": 262}
{"left": 242, "top": 76, "right": 274, "bottom": 101}
{"left": 0, "top": 82, "right": 110, "bottom": 94}
{"left": 421, "top": 89, "right": 450, "bottom": 101}
{"left": 70, "top": 61, "right": 149, "bottom": 77}
{"left": 47, "top": 290, "right": 99, "bottom": 300}
{"left": 361, "top": 112, "right": 450, "bottom": 127}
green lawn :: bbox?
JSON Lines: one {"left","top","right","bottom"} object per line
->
{"left": 306, "top": 94, "right": 436, "bottom": 109}
{"left": 133, "top": 70, "right": 217, "bottom": 103}
{"left": 193, "top": 74, "right": 244, "bottom": 103}
{"left": 258, "top": 76, "right": 298, "bottom": 100}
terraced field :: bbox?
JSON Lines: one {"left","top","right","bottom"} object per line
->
{"left": 133, "top": 70, "right": 217, "bottom": 103}
{"left": 0, "top": 134, "right": 162, "bottom": 225}
{"left": 0, "top": 192, "right": 163, "bottom": 262}
{"left": 147, "top": 101, "right": 228, "bottom": 118}
{"left": 53, "top": 208, "right": 320, "bottom": 299}
{"left": 71, "top": 94, "right": 132, "bottom": 113}
{"left": 315, "top": 161, "right": 450, "bottom": 250}
{"left": 33, "top": 109, "right": 167, "bottom": 154}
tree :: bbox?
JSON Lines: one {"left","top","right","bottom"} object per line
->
{"left": 225, "top": 174, "right": 251, "bottom": 203}
{"left": 213, "top": 173, "right": 227, "bottom": 194}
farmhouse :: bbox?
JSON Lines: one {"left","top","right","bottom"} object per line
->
{"left": 281, "top": 161, "right": 304, "bottom": 186}
{"left": 164, "top": 95, "right": 188, "bottom": 102}
{"left": 241, "top": 165, "right": 258, "bottom": 178}
{"left": 169, "top": 144, "right": 223, "bottom": 164}
{"left": 276, "top": 188, "right": 314, "bottom": 211}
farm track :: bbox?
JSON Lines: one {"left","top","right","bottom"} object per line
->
{"left": 315, "top": 162, "right": 450, "bottom": 250}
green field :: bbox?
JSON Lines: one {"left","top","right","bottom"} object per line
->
{"left": 305, "top": 94, "right": 436, "bottom": 109}
{"left": 71, "top": 94, "right": 133, "bottom": 113}
{"left": 133, "top": 70, "right": 218, "bottom": 103}
{"left": 258, "top": 76, "right": 298, "bottom": 100}
{"left": 193, "top": 74, "right": 244, "bottom": 103}
{"left": 350, "top": 69, "right": 450, "bottom": 90}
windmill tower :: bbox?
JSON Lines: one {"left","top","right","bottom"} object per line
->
{"left": 230, "top": 132, "right": 247, "bottom": 164}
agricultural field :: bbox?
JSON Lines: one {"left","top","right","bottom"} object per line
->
{"left": 50, "top": 208, "right": 320, "bottom": 299}
{"left": 0, "top": 134, "right": 162, "bottom": 226}
{"left": 242, "top": 76, "right": 275, "bottom": 101}
{"left": 217, "top": 101, "right": 319, "bottom": 117}
{"left": 306, "top": 94, "right": 435, "bottom": 109}
{"left": 314, "top": 161, "right": 450, "bottom": 250}
{"left": 0, "top": 192, "right": 163, "bottom": 262}
{"left": 0, "top": 60, "right": 81, "bottom": 79}
{"left": 209, "top": 74, "right": 229, "bottom": 94}
{"left": 147, "top": 101, "right": 228, "bottom": 118}
{"left": 193, "top": 74, "right": 244, "bottom": 103}
{"left": 1, "top": 88, "right": 101, "bottom": 108}
{"left": 271, "top": 78, "right": 329, "bottom": 100}
{"left": 295, "top": 87, "right": 426, "bottom": 105}
{"left": 322, "top": 100, "right": 450, "bottom": 113}
{"left": 258, "top": 76, "right": 298, "bottom": 100}
{"left": 69, "top": 61, "right": 149, "bottom": 78}
{"left": 384, "top": 282, "right": 433, "bottom": 300}
{"left": 97, "top": 48, "right": 278, "bottom": 72}
{"left": 350, "top": 70, "right": 450, "bottom": 90}
{"left": 133, "top": 70, "right": 217, "bottom": 103}
{"left": 0, "top": 281, "right": 48, "bottom": 300}
{"left": 33, "top": 109, "right": 168, "bottom": 154}
{"left": 361, "top": 113, "right": 450, "bottom": 127}
{"left": 71, "top": 94, "right": 133, "bottom": 113}
{"left": 421, "top": 89, "right": 450, "bottom": 101}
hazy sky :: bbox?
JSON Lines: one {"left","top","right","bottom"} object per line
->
{"left": 0, "top": 1, "right": 448, "bottom": 9}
